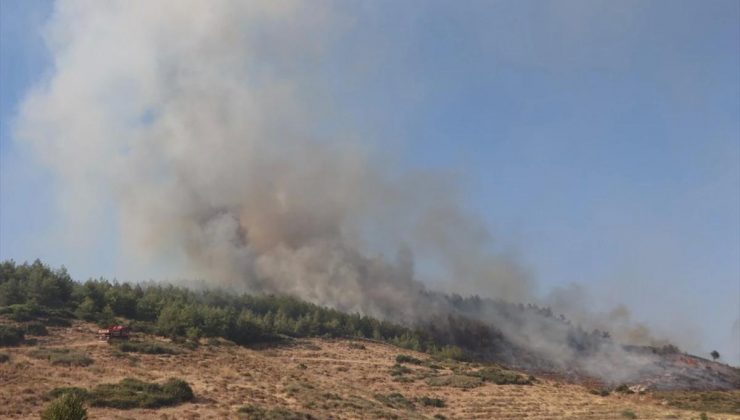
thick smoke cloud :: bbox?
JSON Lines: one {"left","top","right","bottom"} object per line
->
{"left": 17, "top": 0, "right": 532, "bottom": 319}
{"left": 16, "top": 0, "right": 674, "bottom": 381}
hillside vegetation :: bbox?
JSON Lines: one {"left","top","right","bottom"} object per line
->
{"left": 2, "top": 260, "right": 739, "bottom": 419}
{"left": 0, "top": 260, "right": 464, "bottom": 356}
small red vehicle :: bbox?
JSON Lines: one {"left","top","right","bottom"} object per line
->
{"left": 97, "top": 325, "right": 131, "bottom": 341}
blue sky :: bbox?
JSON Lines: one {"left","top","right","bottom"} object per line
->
{"left": 1, "top": 1, "right": 738, "bottom": 362}
{"left": 1, "top": 1, "right": 57, "bottom": 265}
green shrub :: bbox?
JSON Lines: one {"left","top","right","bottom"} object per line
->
{"left": 419, "top": 396, "right": 445, "bottom": 407}
{"left": 374, "top": 393, "right": 415, "bottom": 410}
{"left": 40, "top": 393, "right": 88, "bottom": 420}
{"left": 389, "top": 363, "right": 412, "bottom": 376}
{"left": 44, "top": 316, "right": 72, "bottom": 327}
{"left": 93, "top": 307, "right": 116, "bottom": 328}
{"left": 0, "top": 325, "right": 24, "bottom": 346}
{"left": 180, "top": 339, "right": 199, "bottom": 350}
{"left": 621, "top": 410, "right": 637, "bottom": 419}
{"left": 126, "top": 320, "right": 156, "bottom": 335}
{"left": 426, "top": 374, "right": 482, "bottom": 389}
{"left": 396, "top": 354, "right": 423, "bottom": 365}
{"left": 423, "top": 361, "right": 442, "bottom": 370}
{"left": 589, "top": 388, "right": 610, "bottom": 397}
{"left": 473, "top": 367, "right": 532, "bottom": 385}
{"left": 161, "top": 378, "right": 194, "bottom": 402}
{"left": 115, "top": 340, "right": 178, "bottom": 355}
{"left": 431, "top": 345, "right": 466, "bottom": 361}
{"left": 614, "top": 384, "right": 634, "bottom": 394}
{"left": 25, "top": 322, "right": 49, "bottom": 336}
{"left": 87, "top": 377, "right": 194, "bottom": 409}
{"left": 237, "top": 404, "right": 315, "bottom": 419}
{"left": 29, "top": 348, "right": 93, "bottom": 366}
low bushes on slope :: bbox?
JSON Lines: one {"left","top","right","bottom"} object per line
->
{"left": 24, "top": 322, "right": 49, "bottom": 336}
{"left": 49, "top": 378, "right": 194, "bottom": 409}
{"left": 114, "top": 340, "right": 179, "bottom": 355}
{"left": 347, "top": 342, "right": 366, "bottom": 350}
{"left": 418, "top": 396, "right": 446, "bottom": 407}
{"left": 29, "top": 348, "right": 93, "bottom": 366}
{"left": 374, "top": 392, "right": 415, "bottom": 410}
{"left": 0, "top": 325, "right": 24, "bottom": 346}
{"left": 395, "top": 354, "right": 423, "bottom": 365}
{"left": 589, "top": 388, "right": 610, "bottom": 397}
{"left": 91, "top": 378, "right": 193, "bottom": 409}
{"left": 389, "top": 363, "right": 412, "bottom": 376}
{"left": 472, "top": 366, "right": 533, "bottom": 385}
{"left": 426, "top": 374, "right": 483, "bottom": 389}
{"left": 40, "top": 393, "right": 88, "bottom": 420}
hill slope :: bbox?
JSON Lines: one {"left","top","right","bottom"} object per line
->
{"left": 1, "top": 321, "right": 738, "bottom": 419}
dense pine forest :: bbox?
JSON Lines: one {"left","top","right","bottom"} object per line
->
{"left": 0, "top": 259, "right": 466, "bottom": 358}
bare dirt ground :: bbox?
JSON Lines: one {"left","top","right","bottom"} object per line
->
{"left": 1, "top": 321, "right": 738, "bottom": 419}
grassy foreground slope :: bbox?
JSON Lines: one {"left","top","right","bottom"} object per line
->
{"left": 2, "top": 320, "right": 738, "bottom": 419}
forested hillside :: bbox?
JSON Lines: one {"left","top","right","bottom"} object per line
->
{"left": 0, "top": 260, "right": 463, "bottom": 357}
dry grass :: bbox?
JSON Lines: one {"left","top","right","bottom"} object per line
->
{"left": 0, "top": 319, "right": 736, "bottom": 419}
{"left": 237, "top": 404, "right": 314, "bottom": 419}
{"left": 653, "top": 390, "right": 740, "bottom": 415}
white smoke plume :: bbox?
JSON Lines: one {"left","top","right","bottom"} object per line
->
{"left": 17, "top": 0, "right": 533, "bottom": 320}
{"left": 15, "top": 0, "right": 690, "bottom": 382}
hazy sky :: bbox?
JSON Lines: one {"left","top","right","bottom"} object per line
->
{"left": 1, "top": 0, "right": 738, "bottom": 364}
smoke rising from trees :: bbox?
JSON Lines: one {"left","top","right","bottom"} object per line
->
{"left": 14, "top": 0, "right": 686, "bottom": 380}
